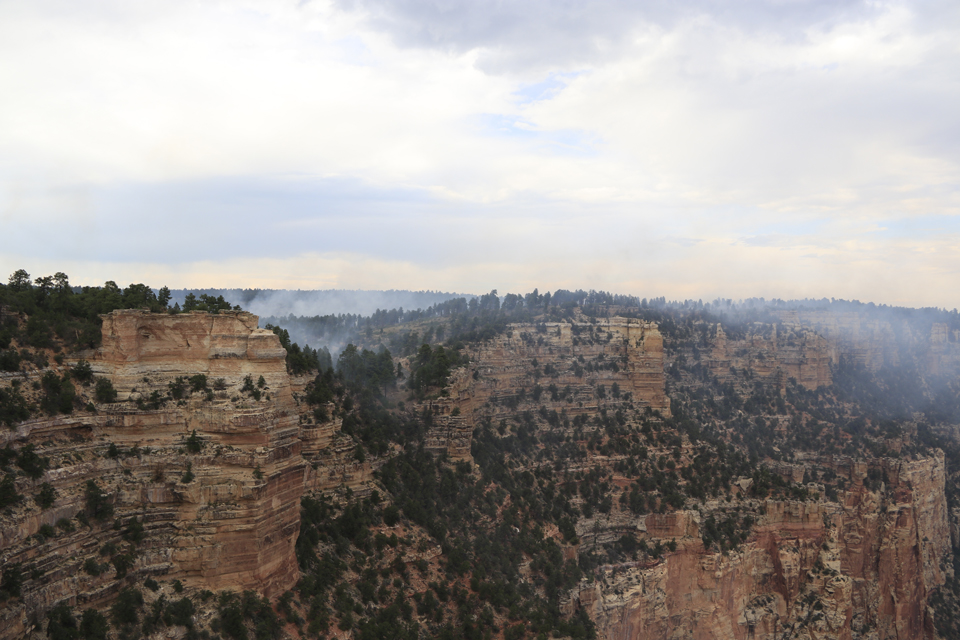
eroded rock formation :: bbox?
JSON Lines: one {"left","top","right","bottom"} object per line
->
{"left": 574, "top": 453, "right": 948, "bottom": 640}
{"left": 706, "top": 324, "right": 833, "bottom": 390}
{"left": 0, "top": 311, "right": 302, "bottom": 639}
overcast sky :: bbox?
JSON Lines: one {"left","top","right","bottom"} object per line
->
{"left": 2, "top": 0, "right": 959, "bottom": 307}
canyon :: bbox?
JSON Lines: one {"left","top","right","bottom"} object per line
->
{"left": 0, "top": 305, "right": 958, "bottom": 640}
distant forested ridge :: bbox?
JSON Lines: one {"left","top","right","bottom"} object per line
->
{"left": 166, "top": 288, "right": 474, "bottom": 319}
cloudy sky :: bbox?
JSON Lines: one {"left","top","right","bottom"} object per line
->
{"left": 1, "top": 0, "right": 959, "bottom": 306}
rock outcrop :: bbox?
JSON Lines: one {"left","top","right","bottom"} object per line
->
{"left": 575, "top": 452, "right": 948, "bottom": 640}
{"left": 705, "top": 324, "right": 833, "bottom": 390}
{"left": 777, "top": 310, "right": 960, "bottom": 379}
{"left": 414, "top": 317, "right": 669, "bottom": 460}
{"left": 0, "top": 311, "right": 303, "bottom": 639}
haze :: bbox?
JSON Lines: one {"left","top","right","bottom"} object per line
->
{"left": 2, "top": 0, "right": 958, "bottom": 307}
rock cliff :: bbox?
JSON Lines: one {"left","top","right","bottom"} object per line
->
{"left": 415, "top": 317, "right": 669, "bottom": 460}
{"left": 777, "top": 310, "right": 960, "bottom": 379}
{"left": 575, "top": 453, "right": 948, "bottom": 640}
{"left": 0, "top": 311, "right": 303, "bottom": 639}
{"left": 705, "top": 323, "right": 833, "bottom": 390}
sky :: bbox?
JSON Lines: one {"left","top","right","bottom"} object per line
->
{"left": 1, "top": 0, "right": 959, "bottom": 307}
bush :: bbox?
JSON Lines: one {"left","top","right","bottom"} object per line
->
{"left": 169, "top": 377, "right": 188, "bottom": 400}
{"left": 0, "top": 474, "right": 21, "bottom": 509}
{"left": 71, "top": 360, "right": 94, "bottom": 384}
{"left": 94, "top": 378, "right": 117, "bottom": 403}
{"left": 35, "top": 482, "right": 57, "bottom": 508}
{"left": 383, "top": 505, "right": 400, "bottom": 527}
{"left": 164, "top": 597, "right": 196, "bottom": 628}
{"left": 40, "top": 371, "right": 76, "bottom": 415}
{"left": 110, "top": 587, "right": 143, "bottom": 626}
{"left": 218, "top": 602, "right": 248, "bottom": 640}
{"left": 83, "top": 558, "right": 103, "bottom": 576}
{"left": 46, "top": 603, "right": 78, "bottom": 640}
{"left": 186, "top": 430, "right": 203, "bottom": 453}
{"left": 112, "top": 554, "right": 135, "bottom": 578}
{"left": 110, "top": 587, "right": 143, "bottom": 625}
{"left": 0, "top": 563, "right": 21, "bottom": 601}
{"left": 84, "top": 480, "right": 113, "bottom": 521}
{"left": 0, "top": 349, "right": 21, "bottom": 372}
{"left": 123, "top": 517, "right": 144, "bottom": 544}
{"left": 189, "top": 374, "right": 208, "bottom": 392}
{"left": 16, "top": 444, "right": 49, "bottom": 479}
{"left": 79, "top": 609, "right": 110, "bottom": 640}
{"left": 0, "top": 386, "right": 30, "bottom": 426}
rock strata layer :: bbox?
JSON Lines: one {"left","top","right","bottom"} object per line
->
{"left": 574, "top": 453, "right": 948, "bottom": 640}
{"left": 0, "top": 311, "right": 302, "bottom": 640}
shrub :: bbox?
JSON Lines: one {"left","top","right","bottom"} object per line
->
{"left": 383, "top": 505, "right": 400, "bottom": 527}
{"left": 79, "top": 609, "right": 110, "bottom": 640}
{"left": 186, "top": 430, "right": 203, "bottom": 453}
{"left": 169, "top": 377, "right": 188, "bottom": 400}
{"left": 84, "top": 480, "right": 113, "bottom": 521}
{"left": 110, "top": 587, "right": 143, "bottom": 626}
{"left": 112, "top": 554, "right": 135, "bottom": 578}
{"left": 0, "top": 386, "right": 30, "bottom": 426}
{"left": 83, "top": 559, "right": 103, "bottom": 576}
{"left": 94, "top": 378, "right": 117, "bottom": 403}
{"left": 0, "top": 349, "right": 21, "bottom": 372}
{"left": 35, "top": 482, "right": 57, "bottom": 508}
{"left": 0, "top": 474, "right": 21, "bottom": 509}
{"left": 189, "top": 374, "right": 208, "bottom": 392}
{"left": 0, "top": 563, "right": 22, "bottom": 601}
{"left": 71, "top": 360, "right": 94, "bottom": 384}
{"left": 17, "top": 445, "right": 49, "bottom": 479}
{"left": 164, "top": 597, "right": 195, "bottom": 628}
{"left": 123, "top": 517, "right": 144, "bottom": 544}
{"left": 46, "top": 603, "right": 78, "bottom": 640}
{"left": 40, "top": 371, "right": 76, "bottom": 415}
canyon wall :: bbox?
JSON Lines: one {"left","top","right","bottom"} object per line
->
{"left": 777, "top": 310, "right": 960, "bottom": 379}
{"left": 0, "top": 311, "right": 303, "bottom": 639}
{"left": 574, "top": 452, "right": 948, "bottom": 640}
{"left": 703, "top": 323, "right": 833, "bottom": 390}
{"left": 417, "top": 317, "right": 670, "bottom": 460}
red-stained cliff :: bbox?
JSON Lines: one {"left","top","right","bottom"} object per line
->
{"left": 574, "top": 452, "right": 948, "bottom": 640}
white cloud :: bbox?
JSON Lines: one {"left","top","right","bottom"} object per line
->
{"left": 0, "top": 0, "right": 959, "bottom": 308}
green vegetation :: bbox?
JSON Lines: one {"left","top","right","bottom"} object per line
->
{"left": 83, "top": 480, "right": 113, "bottom": 522}
{"left": 35, "top": 482, "right": 56, "bottom": 508}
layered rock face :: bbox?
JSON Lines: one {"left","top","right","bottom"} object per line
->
{"left": 0, "top": 311, "right": 303, "bottom": 639}
{"left": 777, "top": 310, "right": 960, "bottom": 378}
{"left": 96, "top": 310, "right": 292, "bottom": 397}
{"left": 418, "top": 317, "right": 670, "bottom": 460}
{"left": 575, "top": 453, "right": 948, "bottom": 640}
{"left": 706, "top": 324, "right": 833, "bottom": 390}
{"left": 467, "top": 318, "right": 668, "bottom": 414}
